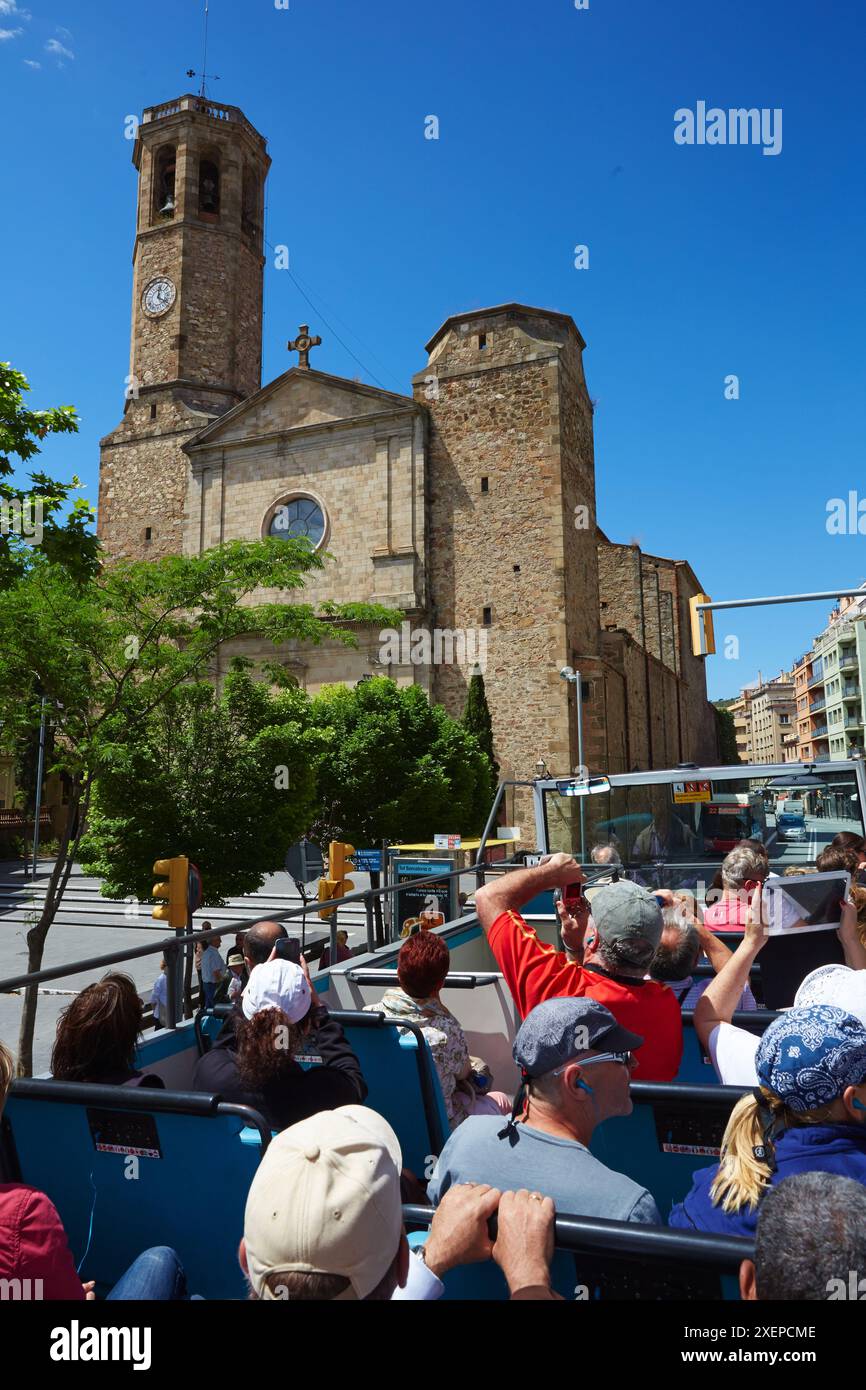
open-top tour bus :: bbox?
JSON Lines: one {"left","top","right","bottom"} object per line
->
{"left": 2, "top": 759, "right": 864, "bottom": 1299}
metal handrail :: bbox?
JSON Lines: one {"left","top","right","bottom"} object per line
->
{"left": 345, "top": 969, "right": 502, "bottom": 989}
{"left": 400, "top": 1205, "right": 753, "bottom": 1267}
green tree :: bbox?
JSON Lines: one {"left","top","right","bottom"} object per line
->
{"left": 308, "top": 677, "right": 494, "bottom": 847}
{"left": 0, "top": 363, "right": 100, "bottom": 857}
{"left": 713, "top": 702, "right": 741, "bottom": 765}
{"left": 0, "top": 362, "right": 98, "bottom": 588}
{"left": 462, "top": 671, "right": 499, "bottom": 790}
{"left": 0, "top": 538, "right": 397, "bottom": 1074}
{"left": 79, "top": 661, "right": 324, "bottom": 904}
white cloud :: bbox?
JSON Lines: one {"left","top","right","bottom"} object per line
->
{"left": 0, "top": 26, "right": 23, "bottom": 39}
{"left": 23, "top": 57, "right": 39, "bottom": 68}
{"left": 45, "top": 37, "right": 74, "bottom": 61}
{"left": 55, "top": 25, "right": 72, "bottom": 41}
{"left": 0, "top": 2, "right": 31, "bottom": 18}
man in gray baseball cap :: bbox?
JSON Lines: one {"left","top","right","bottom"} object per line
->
{"left": 475, "top": 852, "right": 684, "bottom": 1080}
{"left": 427, "top": 997, "right": 660, "bottom": 1226}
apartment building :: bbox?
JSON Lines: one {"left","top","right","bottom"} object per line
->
{"left": 728, "top": 692, "right": 751, "bottom": 763}
{"left": 748, "top": 672, "right": 797, "bottom": 763}
{"left": 809, "top": 595, "right": 866, "bottom": 761}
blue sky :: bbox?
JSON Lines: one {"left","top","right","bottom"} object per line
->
{"left": 2, "top": 0, "right": 865, "bottom": 699}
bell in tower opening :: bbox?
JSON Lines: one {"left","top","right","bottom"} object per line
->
{"left": 155, "top": 146, "right": 176, "bottom": 220}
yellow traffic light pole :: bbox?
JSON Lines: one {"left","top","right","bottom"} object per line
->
{"left": 690, "top": 588, "right": 866, "bottom": 658}
{"left": 152, "top": 856, "right": 189, "bottom": 1026}
{"left": 318, "top": 842, "right": 356, "bottom": 967}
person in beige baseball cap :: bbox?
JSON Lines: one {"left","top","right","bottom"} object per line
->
{"left": 241, "top": 1105, "right": 406, "bottom": 1300}
{"left": 239, "top": 1105, "right": 561, "bottom": 1300}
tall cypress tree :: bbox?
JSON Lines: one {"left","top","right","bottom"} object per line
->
{"left": 463, "top": 671, "right": 499, "bottom": 785}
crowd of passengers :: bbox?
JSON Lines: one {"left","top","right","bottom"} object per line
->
{"left": 3, "top": 831, "right": 866, "bottom": 1300}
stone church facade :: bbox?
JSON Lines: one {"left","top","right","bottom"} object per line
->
{"left": 98, "top": 93, "right": 718, "bottom": 813}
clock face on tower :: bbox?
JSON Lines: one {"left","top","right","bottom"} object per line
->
{"left": 142, "top": 277, "right": 176, "bottom": 317}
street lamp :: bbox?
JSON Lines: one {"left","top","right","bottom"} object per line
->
{"left": 559, "top": 666, "right": 587, "bottom": 860}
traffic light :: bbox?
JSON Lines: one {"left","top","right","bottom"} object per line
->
{"left": 318, "top": 842, "right": 356, "bottom": 919}
{"left": 152, "top": 855, "right": 189, "bottom": 929}
{"left": 689, "top": 592, "right": 716, "bottom": 657}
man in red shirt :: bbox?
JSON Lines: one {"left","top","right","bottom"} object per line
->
{"left": 475, "top": 853, "right": 683, "bottom": 1082}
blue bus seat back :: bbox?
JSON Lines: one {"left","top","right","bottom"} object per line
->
{"left": 675, "top": 1010, "right": 779, "bottom": 1086}
{"left": 589, "top": 1081, "right": 748, "bottom": 1219}
{"left": 3, "top": 1080, "right": 270, "bottom": 1300}
{"left": 193, "top": 1006, "right": 450, "bottom": 1175}
{"left": 324, "top": 1012, "right": 449, "bottom": 1177}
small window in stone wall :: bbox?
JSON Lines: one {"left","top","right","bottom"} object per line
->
{"left": 482, "top": 606, "right": 492, "bottom": 626}
{"left": 478, "top": 332, "right": 487, "bottom": 350}
{"left": 480, "top": 476, "right": 489, "bottom": 493}
{"left": 581, "top": 681, "right": 592, "bottom": 702}
{"left": 198, "top": 156, "right": 221, "bottom": 218}
{"left": 145, "top": 527, "right": 152, "bottom": 542}
{"left": 150, "top": 404, "right": 158, "bottom": 420}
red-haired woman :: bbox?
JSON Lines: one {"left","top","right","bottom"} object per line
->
{"left": 364, "top": 931, "right": 511, "bottom": 1129}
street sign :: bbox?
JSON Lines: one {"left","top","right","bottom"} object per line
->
{"left": 285, "top": 839, "right": 325, "bottom": 884}
{"left": 434, "top": 834, "right": 461, "bottom": 849}
{"left": 392, "top": 857, "right": 457, "bottom": 939}
{"left": 353, "top": 849, "right": 382, "bottom": 873}
{"left": 187, "top": 862, "right": 202, "bottom": 915}
{"left": 673, "top": 780, "right": 711, "bottom": 804}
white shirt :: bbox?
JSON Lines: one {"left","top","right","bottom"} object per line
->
{"left": 390, "top": 1250, "right": 444, "bottom": 1301}
{"left": 200, "top": 945, "right": 225, "bottom": 985}
{"left": 708, "top": 1022, "right": 760, "bottom": 1086}
{"left": 151, "top": 973, "right": 168, "bottom": 1023}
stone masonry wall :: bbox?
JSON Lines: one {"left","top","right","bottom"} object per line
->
{"left": 417, "top": 309, "right": 598, "bottom": 804}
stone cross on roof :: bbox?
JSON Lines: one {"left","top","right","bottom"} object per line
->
{"left": 287, "top": 324, "right": 322, "bottom": 370}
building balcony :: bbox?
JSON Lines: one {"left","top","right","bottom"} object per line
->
{"left": 812, "top": 724, "right": 829, "bottom": 737}
{"left": 840, "top": 654, "right": 858, "bottom": 673}
{"left": 807, "top": 670, "right": 825, "bottom": 689}
{"left": 809, "top": 698, "right": 826, "bottom": 712}
{"left": 845, "top": 715, "right": 864, "bottom": 728}
{"left": 843, "top": 683, "right": 860, "bottom": 699}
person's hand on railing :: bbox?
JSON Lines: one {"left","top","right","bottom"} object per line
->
{"left": 421, "top": 1182, "right": 501, "bottom": 1278}
{"left": 491, "top": 1188, "right": 557, "bottom": 1298}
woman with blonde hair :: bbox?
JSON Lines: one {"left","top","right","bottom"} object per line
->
{"left": 670, "top": 1004, "right": 866, "bottom": 1236}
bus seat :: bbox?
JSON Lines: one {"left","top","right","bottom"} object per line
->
{"left": 328, "top": 1011, "right": 450, "bottom": 1177}
{"left": 193, "top": 1006, "right": 450, "bottom": 1175}
{"left": 676, "top": 1009, "right": 778, "bottom": 1085}
{"left": 589, "top": 1081, "right": 748, "bottom": 1219}
{"left": 1, "top": 1079, "right": 271, "bottom": 1300}
{"left": 404, "top": 1206, "right": 750, "bottom": 1301}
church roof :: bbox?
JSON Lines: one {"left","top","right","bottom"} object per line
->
{"left": 425, "top": 302, "right": 586, "bottom": 354}
{"left": 182, "top": 365, "right": 421, "bottom": 451}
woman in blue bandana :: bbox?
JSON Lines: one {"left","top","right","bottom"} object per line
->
{"left": 669, "top": 1004, "right": 866, "bottom": 1236}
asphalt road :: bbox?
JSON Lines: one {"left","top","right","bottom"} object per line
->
{"left": 0, "top": 862, "right": 375, "bottom": 1074}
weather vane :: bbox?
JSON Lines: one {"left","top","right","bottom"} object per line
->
{"left": 187, "top": 0, "right": 220, "bottom": 99}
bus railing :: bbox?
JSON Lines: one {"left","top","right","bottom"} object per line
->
{"left": 0, "top": 861, "right": 520, "bottom": 1035}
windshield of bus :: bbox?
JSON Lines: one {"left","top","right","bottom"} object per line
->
{"left": 541, "top": 770, "right": 864, "bottom": 896}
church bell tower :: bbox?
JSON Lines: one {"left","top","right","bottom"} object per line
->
{"left": 98, "top": 94, "right": 271, "bottom": 560}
